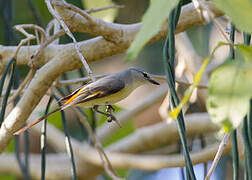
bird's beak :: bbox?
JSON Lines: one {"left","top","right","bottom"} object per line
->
{"left": 148, "top": 77, "right": 160, "bottom": 85}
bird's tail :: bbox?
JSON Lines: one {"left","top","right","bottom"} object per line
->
{"left": 14, "top": 106, "right": 63, "bottom": 135}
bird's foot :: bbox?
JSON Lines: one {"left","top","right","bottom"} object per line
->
{"left": 107, "top": 114, "right": 116, "bottom": 122}
{"left": 106, "top": 105, "right": 122, "bottom": 128}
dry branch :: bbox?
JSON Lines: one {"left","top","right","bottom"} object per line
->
{"left": 0, "top": 114, "right": 228, "bottom": 179}
{"left": 0, "top": 153, "right": 86, "bottom": 179}
{"left": 45, "top": 0, "right": 94, "bottom": 80}
{"left": 0, "top": 1, "right": 223, "bottom": 154}
{"left": 0, "top": 2, "right": 223, "bottom": 70}
{"left": 0, "top": 135, "right": 231, "bottom": 180}
{"left": 107, "top": 113, "right": 219, "bottom": 153}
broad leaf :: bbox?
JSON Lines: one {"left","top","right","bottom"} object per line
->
{"left": 237, "top": 44, "right": 252, "bottom": 62}
{"left": 170, "top": 42, "right": 225, "bottom": 119}
{"left": 126, "top": 0, "right": 179, "bottom": 60}
{"left": 207, "top": 59, "right": 252, "bottom": 132}
{"left": 213, "top": 0, "right": 252, "bottom": 33}
{"left": 170, "top": 56, "right": 210, "bottom": 119}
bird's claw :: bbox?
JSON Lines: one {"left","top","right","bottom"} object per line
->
{"left": 107, "top": 114, "right": 116, "bottom": 122}
{"left": 106, "top": 105, "right": 115, "bottom": 113}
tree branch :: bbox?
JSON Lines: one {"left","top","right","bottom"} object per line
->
{"left": 0, "top": 1, "right": 223, "bottom": 153}
{"left": 0, "top": 2, "right": 223, "bottom": 71}
{"left": 0, "top": 153, "right": 88, "bottom": 179}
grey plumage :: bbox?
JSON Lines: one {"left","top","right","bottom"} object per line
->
{"left": 14, "top": 67, "right": 160, "bottom": 135}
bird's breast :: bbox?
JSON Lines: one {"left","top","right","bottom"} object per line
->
{"left": 77, "top": 84, "right": 134, "bottom": 107}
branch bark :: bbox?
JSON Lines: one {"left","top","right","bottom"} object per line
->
{"left": 0, "top": 1, "right": 223, "bottom": 153}
{"left": 0, "top": 2, "right": 223, "bottom": 70}
{"left": 0, "top": 113, "right": 225, "bottom": 179}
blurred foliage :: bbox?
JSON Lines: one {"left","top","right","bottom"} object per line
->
{"left": 187, "top": 24, "right": 212, "bottom": 57}
{"left": 213, "top": 0, "right": 252, "bottom": 34}
{"left": 103, "top": 119, "right": 134, "bottom": 147}
{"left": 82, "top": 106, "right": 135, "bottom": 147}
{"left": 170, "top": 54, "right": 211, "bottom": 119}
{"left": 4, "top": 138, "right": 14, "bottom": 153}
{"left": 3, "top": 0, "right": 252, "bottom": 179}
{"left": 126, "top": 0, "right": 179, "bottom": 60}
{"left": 207, "top": 44, "right": 252, "bottom": 132}
{"left": 41, "top": 107, "right": 63, "bottom": 131}
{"left": 135, "top": 41, "right": 165, "bottom": 75}
{"left": 101, "top": 169, "right": 129, "bottom": 180}
{"left": 0, "top": 174, "right": 17, "bottom": 180}
{"left": 82, "top": 0, "right": 118, "bottom": 22}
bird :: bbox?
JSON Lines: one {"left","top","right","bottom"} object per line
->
{"left": 14, "top": 67, "right": 160, "bottom": 135}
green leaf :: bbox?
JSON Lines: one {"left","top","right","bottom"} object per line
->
{"left": 126, "top": 0, "right": 179, "bottom": 60}
{"left": 4, "top": 139, "right": 14, "bottom": 153}
{"left": 170, "top": 42, "right": 227, "bottom": 119}
{"left": 170, "top": 56, "right": 210, "bottom": 119}
{"left": 207, "top": 59, "right": 252, "bottom": 132}
{"left": 236, "top": 44, "right": 252, "bottom": 62}
{"left": 102, "top": 119, "right": 134, "bottom": 147}
{"left": 82, "top": 0, "right": 118, "bottom": 22}
{"left": 213, "top": 0, "right": 252, "bottom": 33}
{"left": 0, "top": 174, "right": 17, "bottom": 180}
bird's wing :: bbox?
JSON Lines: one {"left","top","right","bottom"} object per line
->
{"left": 14, "top": 76, "right": 125, "bottom": 135}
{"left": 58, "top": 82, "right": 90, "bottom": 103}
{"left": 63, "top": 76, "right": 125, "bottom": 106}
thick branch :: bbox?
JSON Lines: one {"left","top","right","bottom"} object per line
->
{"left": 0, "top": 141, "right": 231, "bottom": 178}
{"left": 0, "top": 1, "right": 223, "bottom": 152}
{"left": 0, "top": 2, "right": 223, "bottom": 70}
{"left": 107, "top": 113, "right": 219, "bottom": 153}
{"left": 28, "top": 112, "right": 221, "bottom": 178}
{"left": 0, "top": 153, "right": 90, "bottom": 179}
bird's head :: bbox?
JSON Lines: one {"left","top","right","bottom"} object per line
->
{"left": 128, "top": 67, "right": 160, "bottom": 86}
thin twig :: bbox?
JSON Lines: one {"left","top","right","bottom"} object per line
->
{"left": 7, "top": 69, "right": 35, "bottom": 105}
{"left": 51, "top": 1, "right": 95, "bottom": 25}
{"left": 0, "top": 1, "right": 224, "bottom": 155}
{"left": 45, "top": 19, "right": 62, "bottom": 44}
{"left": 30, "top": 30, "right": 65, "bottom": 66}
{"left": 73, "top": 108, "right": 123, "bottom": 180}
{"left": 0, "top": 72, "right": 208, "bottom": 100}
{"left": 13, "top": 35, "right": 35, "bottom": 60}
{"left": 56, "top": 74, "right": 209, "bottom": 89}
{"left": 46, "top": 19, "right": 56, "bottom": 38}
{"left": 27, "top": 0, "right": 44, "bottom": 27}
{"left": 13, "top": 24, "right": 44, "bottom": 69}
{"left": 45, "top": 0, "right": 94, "bottom": 81}
{"left": 85, "top": 4, "right": 125, "bottom": 14}
{"left": 205, "top": 133, "right": 230, "bottom": 180}
{"left": 0, "top": 89, "right": 17, "bottom": 98}
{"left": 35, "top": 29, "right": 40, "bottom": 45}
{"left": 52, "top": 19, "right": 61, "bottom": 45}
{"left": 1, "top": 29, "right": 64, "bottom": 99}
{"left": 56, "top": 74, "right": 107, "bottom": 86}
{"left": 14, "top": 24, "right": 46, "bottom": 43}
{"left": 192, "top": 0, "right": 232, "bottom": 45}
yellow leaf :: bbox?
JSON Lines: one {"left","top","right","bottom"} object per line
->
{"left": 170, "top": 108, "right": 180, "bottom": 119}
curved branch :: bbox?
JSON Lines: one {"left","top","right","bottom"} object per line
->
{"left": 81, "top": 142, "right": 231, "bottom": 170}
{"left": 0, "top": 153, "right": 89, "bottom": 179}
{"left": 0, "top": 128, "right": 231, "bottom": 179}
{"left": 107, "top": 113, "right": 219, "bottom": 153}
{"left": 0, "top": 141, "right": 231, "bottom": 178}
{"left": 29, "top": 112, "right": 221, "bottom": 176}
{"left": 0, "top": 2, "right": 223, "bottom": 70}
{"left": 0, "top": 1, "right": 223, "bottom": 152}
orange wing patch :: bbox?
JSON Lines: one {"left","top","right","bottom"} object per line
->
{"left": 64, "top": 89, "right": 104, "bottom": 105}
{"left": 64, "top": 88, "right": 84, "bottom": 105}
